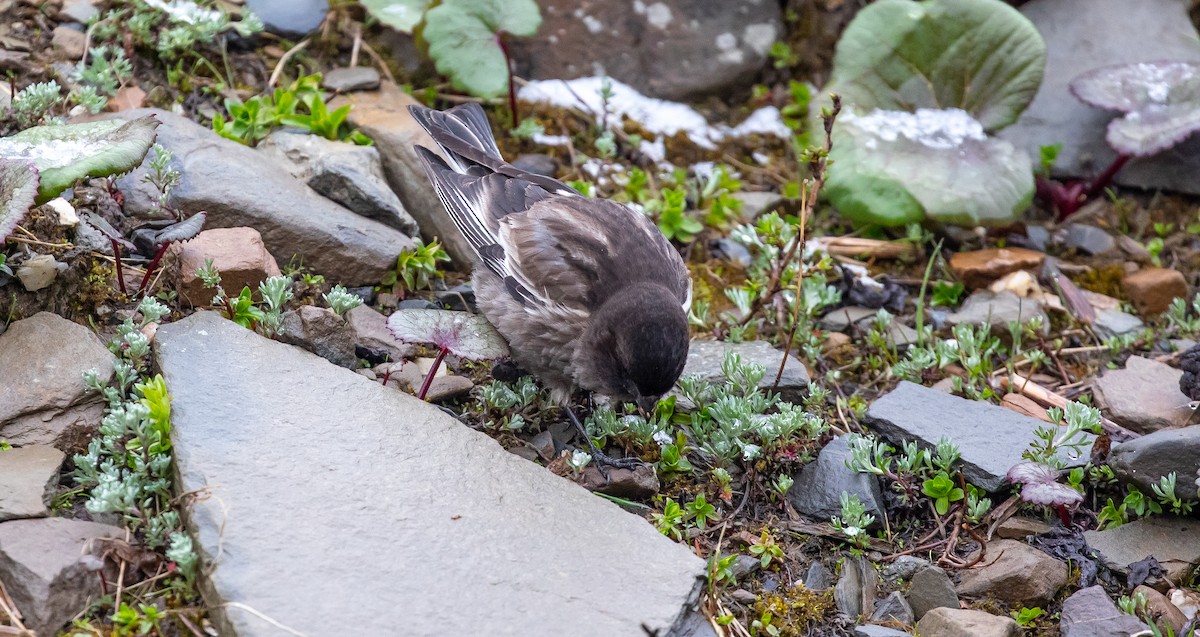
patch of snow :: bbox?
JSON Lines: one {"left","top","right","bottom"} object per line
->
{"left": 719, "top": 49, "right": 745, "bottom": 66}
{"left": 715, "top": 33, "right": 738, "bottom": 51}
{"left": 531, "top": 133, "right": 571, "bottom": 146}
{"left": 518, "top": 77, "right": 793, "bottom": 151}
{"left": 842, "top": 107, "right": 986, "bottom": 150}
{"left": 633, "top": 0, "right": 646, "bottom": 13}
{"left": 645, "top": 2, "right": 672, "bottom": 29}
{"left": 143, "top": 0, "right": 222, "bottom": 24}
{"left": 46, "top": 197, "right": 77, "bottom": 227}
{"left": 0, "top": 137, "right": 96, "bottom": 170}
{"left": 691, "top": 161, "right": 715, "bottom": 180}
{"left": 638, "top": 138, "right": 666, "bottom": 164}
{"left": 752, "top": 151, "right": 770, "bottom": 165}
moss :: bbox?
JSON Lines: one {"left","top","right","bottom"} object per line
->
{"left": 1072, "top": 264, "right": 1127, "bottom": 298}
{"left": 750, "top": 585, "right": 833, "bottom": 636}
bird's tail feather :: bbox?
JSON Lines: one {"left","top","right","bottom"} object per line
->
{"left": 408, "top": 102, "right": 579, "bottom": 197}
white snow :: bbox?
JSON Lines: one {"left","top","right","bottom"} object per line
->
{"left": 645, "top": 2, "right": 673, "bottom": 29}
{"left": 517, "top": 76, "right": 793, "bottom": 150}
{"left": 531, "top": 132, "right": 571, "bottom": 146}
{"left": 841, "top": 107, "right": 986, "bottom": 150}
{"left": 143, "top": 0, "right": 222, "bottom": 24}
{"left": 0, "top": 138, "right": 96, "bottom": 169}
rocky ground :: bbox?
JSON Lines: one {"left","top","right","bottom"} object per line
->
{"left": 5, "top": 0, "right": 1200, "bottom": 636}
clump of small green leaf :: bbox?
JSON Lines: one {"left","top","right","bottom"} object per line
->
{"left": 91, "top": 0, "right": 262, "bottom": 66}
{"left": 213, "top": 74, "right": 371, "bottom": 146}
{"left": 197, "top": 259, "right": 294, "bottom": 336}
{"left": 0, "top": 116, "right": 160, "bottom": 204}
{"left": 324, "top": 285, "right": 363, "bottom": 316}
{"left": 830, "top": 492, "right": 876, "bottom": 550}
{"left": 383, "top": 237, "right": 451, "bottom": 294}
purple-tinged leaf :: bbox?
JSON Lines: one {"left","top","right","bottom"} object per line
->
{"left": 1007, "top": 461, "right": 1060, "bottom": 485}
{"left": 0, "top": 158, "right": 39, "bottom": 243}
{"left": 1019, "top": 481, "right": 1083, "bottom": 506}
{"left": 387, "top": 309, "right": 509, "bottom": 361}
{"left": 1070, "top": 61, "right": 1200, "bottom": 156}
{"left": 153, "top": 211, "right": 206, "bottom": 245}
{"left": 80, "top": 211, "right": 135, "bottom": 250}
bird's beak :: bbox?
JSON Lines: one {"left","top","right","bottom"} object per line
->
{"left": 636, "top": 394, "right": 660, "bottom": 415}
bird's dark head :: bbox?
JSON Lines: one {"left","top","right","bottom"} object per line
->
{"left": 576, "top": 283, "right": 690, "bottom": 409}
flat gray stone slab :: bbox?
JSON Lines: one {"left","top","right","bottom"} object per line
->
{"left": 154, "top": 312, "right": 706, "bottom": 637}
{"left": 0, "top": 312, "right": 112, "bottom": 450}
{"left": 1083, "top": 516, "right": 1200, "bottom": 583}
{"left": 865, "top": 382, "right": 1092, "bottom": 491}
{"left": 681, "top": 340, "right": 809, "bottom": 403}
{"left": 0, "top": 445, "right": 64, "bottom": 521}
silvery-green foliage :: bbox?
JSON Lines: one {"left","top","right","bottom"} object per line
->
{"left": 258, "top": 275, "right": 294, "bottom": 336}
{"left": 845, "top": 433, "right": 892, "bottom": 475}
{"left": 323, "top": 284, "right": 362, "bottom": 316}
{"left": 11, "top": 81, "right": 64, "bottom": 128}
{"left": 830, "top": 492, "right": 876, "bottom": 548}
{"left": 167, "top": 532, "right": 198, "bottom": 583}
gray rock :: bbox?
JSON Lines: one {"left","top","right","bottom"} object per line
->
{"left": 421, "top": 374, "right": 474, "bottom": 403}
{"left": 322, "top": 66, "right": 381, "bottom": 92}
{"left": 866, "top": 381, "right": 1092, "bottom": 491}
{"left": 869, "top": 591, "right": 914, "bottom": 625}
{"left": 508, "top": 0, "right": 783, "bottom": 101}
{"left": 244, "top": 0, "right": 328, "bottom": 37}
{"left": 906, "top": 566, "right": 959, "bottom": 621}
{"left": 955, "top": 539, "right": 1068, "bottom": 606}
{"left": 1083, "top": 516, "right": 1200, "bottom": 583}
{"left": 435, "top": 283, "right": 477, "bottom": 312}
{"left": 1110, "top": 426, "right": 1200, "bottom": 503}
{"left": 0, "top": 517, "right": 122, "bottom": 637}
{"left": 511, "top": 153, "right": 559, "bottom": 178}
{"left": 346, "top": 305, "right": 412, "bottom": 364}
{"left": 834, "top": 556, "right": 878, "bottom": 618}
{"left": 788, "top": 435, "right": 885, "bottom": 523}
{"left": 883, "top": 556, "right": 931, "bottom": 585}
{"left": 1093, "top": 309, "right": 1145, "bottom": 340}
{"left": 1025, "top": 225, "right": 1050, "bottom": 251}
{"left": 805, "top": 560, "right": 832, "bottom": 590}
{"left": 0, "top": 313, "right": 113, "bottom": 450}
{"left": 1063, "top": 224, "right": 1116, "bottom": 255}
{"left": 110, "top": 110, "right": 410, "bottom": 285}
{"left": 397, "top": 298, "right": 437, "bottom": 310}
{"left": 820, "top": 306, "right": 878, "bottom": 331}
{"left": 278, "top": 305, "right": 359, "bottom": 368}
{"left": 731, "top": 191, "right": 784, "bottom": 221}
{"left": 915, "top": 608, "right": 1019, "bottom": 637}
{"left": 997, "top": 0, "right": 1200, "bottom": 196}
{"left": 1060, "top": 585, "right": 1153, "bottom": 637}
{"left": 59, "top": 0, "right": 99, "bottom": 23}
{"left": 153, "top": 312, "right": 706, "bottom": 636}
{"left": 0, "top": 446, "right": 64, "bottom": 522}
{"left": 730, "top": 554, "right": 761, "bottom": 580}
{"left": 946, "top": 290, "right": 1049, "bottom": 334}
{"left": 854, "top": 626, "right": 911, "bottom": 637}
{"left": 679, "top": 340, "right": 809, "bottom": 403}
{"left": 334, "top": 84, "right": 474, "bottom": 268}
{"left": 256, "top": 129, "right": 419, "bottom": 235}
{"left": 1093, "top": 355, "right": 1192, "bottom": 433}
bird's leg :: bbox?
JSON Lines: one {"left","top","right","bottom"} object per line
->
{"left": 564, "top": 404, "right": 644, "bottom": 479}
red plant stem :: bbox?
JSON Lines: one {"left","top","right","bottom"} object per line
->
{"left": 498, "top": 35, "right": 518, "bottom": 129}
{"left": 137, "top": 241, "right": 172, "bottom": 295}
{"left": 417, "top": 346, "right": 449, "bottom": 401}
{"left": 108, "top": 238, "right": 127, "bottom": 294}
{"left": 1084, "top": 153, "right": 1131, "bottom": 200}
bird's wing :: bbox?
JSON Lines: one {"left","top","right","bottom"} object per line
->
{"left": 498, "top": 197, "right": 692, "bottom": 314}
{"left": 413, "top": 147, "right": 552, "bottom": 308}
{"left": 408, "top": 103, "right": 579, "bottom": 197}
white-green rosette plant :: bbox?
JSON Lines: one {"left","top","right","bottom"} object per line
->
{"left": 813, "top": 0, "right": 1047, "bottom": 227}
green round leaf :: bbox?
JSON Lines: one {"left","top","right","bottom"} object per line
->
{"left": 361, "top": 0, "right": 431, "bottom": 33}
{"left": 0, "top": 116, "right": 160, "bottom": 205}
{"left": 0, "top": 158, "right": 40, "bottom": 242}
{"left": 423, "top": 0, "right": 542, "bottom": 99}
{"left": 826, "top": 108, "right": 1034, "bottom": 227}
{"left": 816, "top": 0, "right": 1046, "bottom": 132}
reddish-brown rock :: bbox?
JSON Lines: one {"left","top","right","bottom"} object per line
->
{"left": 949, "top": 248, "right": 1045, "bottom": 288}
{"left": 171, "top": 227, "right": 282, "bottom": 307}
{"left": 1123, "top": 267, "right": 1188, "bottom": 316}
